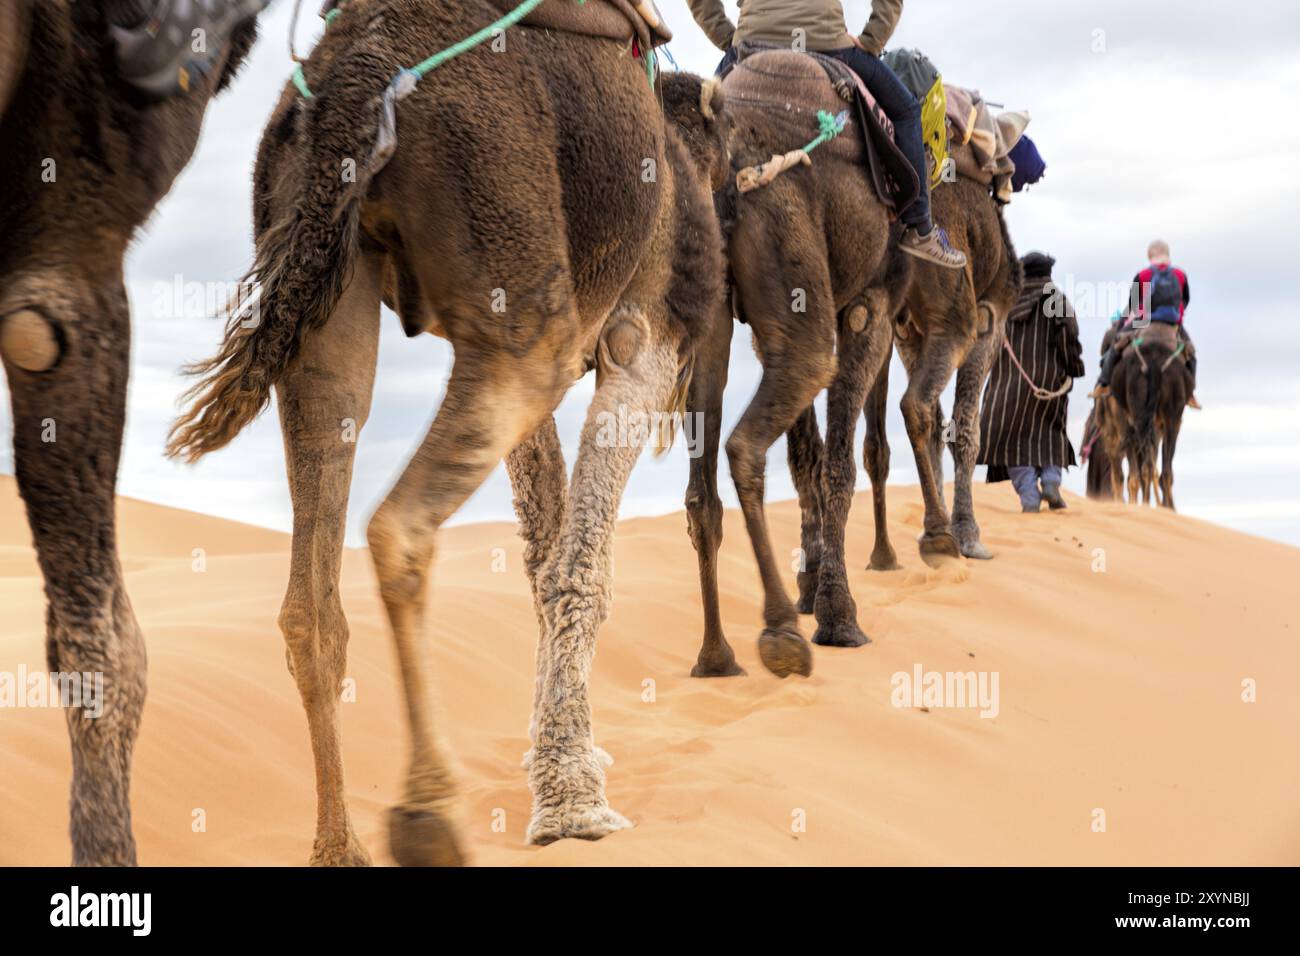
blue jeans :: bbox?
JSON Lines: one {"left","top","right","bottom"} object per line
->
{"left": 715, "top": 46, "right": 931, "bottom": 231}
{"left": 1008, "top": 466, "right": 1062, "bottom": 509}
{"left": 820, "top": 47, "right": 931, "bottom": 231}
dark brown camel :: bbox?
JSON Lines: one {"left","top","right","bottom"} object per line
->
{"left": 682, "top": 49, "right": 915, "bottom": 677}
{"left": 1107, "top": 324, "right": 1190, "bottom": 508}
{"left": 167, "top": 2, "right": 725, "bottom": 864}
{"left": 0, "top": 1, "right": 260, "bottom": 866}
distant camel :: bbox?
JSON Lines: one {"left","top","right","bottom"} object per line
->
{"left": 168, "top": 4, "right": 725, "bottom": 864}
{"left": 0, "top": 1, "right": 261, "bottom": 866}
{"left": 1107, "top": 323, "right": 1190, "bottom": 508}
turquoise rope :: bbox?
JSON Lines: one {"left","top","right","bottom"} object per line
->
{"left": 294, "top": 0, "right": 659, "bottom": 100}
{"left": 803, "top": 110, "right": 849, "bottom": 154}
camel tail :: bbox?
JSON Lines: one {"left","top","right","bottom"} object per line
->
{"left": 1129, "top": 355, "right": 1162, "bottom": 466}
{"left": 167, "top": 58, "right": 390, "bottom": 463}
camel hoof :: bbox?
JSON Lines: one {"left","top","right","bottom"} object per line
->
{"left": 811, "top": 620, "right": 871, "bottom": 648}
{"left": 527, "top": 804, "right": 632, "bottom": 846}
{"left": 918, "top": 531, "right": 962, "bottom": 569}
{"left": 310, "top": 833, "right": 372, "bottom": 867}
{"left": 757, "top": 626, "right": 813, "bottom": 678}
{"left": 691, "top": 655, "right": 747, "bottom": 678}
{"left": 386, "top": 805, "right": 467, "bottom": 867}
{"left": 868, "top": 550, "right": 901, "bottom": 571}
{"left": 960, "top": 540, "right": 993, "bottom": 560}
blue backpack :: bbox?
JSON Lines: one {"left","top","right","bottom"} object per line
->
{"left": 1009, "top": 135, "right": 1046, "bottom": 192}
{"left": 1148, "top": 266, "right": 1182, "bottom": 324}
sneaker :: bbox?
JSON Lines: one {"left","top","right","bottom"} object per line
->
{"left": 1187, "top": 394, "right": 1203, "bottom": 410}
{"left": 1041, "top": 483, "right": 1067, "bottom": 510}
{"left": 900, "top": 226, "right": 968, "bottom": 270}
{"left": 111, "top": 0, "right": 272, "bottom": 99}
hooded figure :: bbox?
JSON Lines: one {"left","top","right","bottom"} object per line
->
{"left": 977, "top": 252, "right": 1086, "bottom": 512}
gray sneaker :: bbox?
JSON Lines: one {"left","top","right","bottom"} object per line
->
{"left": 900, "top": 226, "right": 968, "bottom": 270}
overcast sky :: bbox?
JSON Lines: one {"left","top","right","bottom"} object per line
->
{"left": 3, "top": 0, "right": 1299, "bottom": 547}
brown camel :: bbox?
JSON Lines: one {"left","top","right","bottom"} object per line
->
{"left": 694, "top": 50, "right": 1020, "bottom": 677}
{"left": 0, "top": 1, "right": 261, "bottom": 866}
{"left": 1106, "top": 323, "right": 1190, "bottom": 508}
{"left": 167, "top": 2, "right": 726, "bottom": 864}
{"left": 784, "top": 173, "right": 1020, "bottom": 640}
{"left": 683, "top": 49, "right": 915, "bottom": 677}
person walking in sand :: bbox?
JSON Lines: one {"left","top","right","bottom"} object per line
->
{"left": 978, "top": 252, "right": 1085, "bottom": 512}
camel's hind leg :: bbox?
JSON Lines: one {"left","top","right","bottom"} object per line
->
{"left": 273, "top": 249, "right": 384, "bottom": 866}
{"left": 899, "top": 330, "right": 966, "bottom": 566}
{"left": 863, "top": 337, "right": 900, "bottom": 570}
{"left": 950, "top": 312, "right": 1001, "bottom": 560}
{"left": 686, "top": 294, "right": 744, "bottom": 678}
{"left": 3, "top": 275, "right": 141, "bottom": 865}
{"left": 370, "top": 344, "right": 564, "bottom": 866}
{"left": 526, "top": 305, "right": 680, "bottom": 844}
{"left": 811, "top": 309, "right": 892, "bottom": 647}
{"left": 725, "top": 257, "right": 836, "bottom": 678}
{"left": 506, "top": 419, "right": 617, "bottom": 765}
{"left": 786, "top": 406, "right": 825, "bottom": 615}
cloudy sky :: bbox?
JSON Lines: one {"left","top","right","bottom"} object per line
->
{"left": 3, "top": 0, "right": 1299, "bottom": 547}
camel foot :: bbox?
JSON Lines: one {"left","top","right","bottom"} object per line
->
{"left": 310, "top": 830, "right": 372, "bottom": 867}
{"left": 918, "top": 531, "right": 962, "bottom": 569}
{"left": 960, "top": 540, "right": 993, "bottom": 560}
{"left": 524, "top": 745, "right": 614, "bottom": 769}
{"left": 386, "top": 804, "right": 467, "bottom": 867}
{"left": 691, "top": 653, "right": 747, "bottom": 678}
{"left": 757, "top": 626, "right": 813, "bottom": 678}
{"left": 527, "top": 803, "right": 632, "bottom": 846}
{"left": 811, "top": 619, "right": 871, "bottom": 648}
{"left": 868, "top": 547, "right": 901, "bottom": 571}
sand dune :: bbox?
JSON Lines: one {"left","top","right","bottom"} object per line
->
{"left": 1, "top": 472, "right": 1297, "bottom": 866}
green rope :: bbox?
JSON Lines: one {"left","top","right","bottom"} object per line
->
{"left": 802, "top": 110, "right": 849, "bottom": 154}
{"left": 408, "top": 0, "right": 550, "bottom": 79}
{"left": 292, "top": 0, "right": 643, "bottom": 100}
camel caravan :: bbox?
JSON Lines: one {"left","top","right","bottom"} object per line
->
{"left": 0, "top": 0, "right": 1196, "bottom": 866}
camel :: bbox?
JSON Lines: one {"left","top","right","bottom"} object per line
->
{"left": 676, "top": 49, "right": 916, "bottom": 677}
{"left": 860, "top": 173, "right": 1022, "bottom": 565}
{"left": 690, "top": 50, "right": 1020, "bottom": 677}
{"left": 0, "top": 1, "right": 261, "bottom": 866}
{"left": 167, "top": 1, "right": 727, "bottom": 865}
{"left": 1104, "top": 324, "right": 1190, "bottom": 508}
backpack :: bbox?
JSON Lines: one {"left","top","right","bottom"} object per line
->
{"left": 1148, "top": 266, "right": 1182, "bottom": 324}
{"left": 1008, "top": 135, "right": 1046, "bottom": 192}
{"left": 882, "top": 48, "right": 949, "bottom": 190}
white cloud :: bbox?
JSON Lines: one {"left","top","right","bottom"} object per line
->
{"left": 3, "top": 1, "right": 1298, "bottom": 548}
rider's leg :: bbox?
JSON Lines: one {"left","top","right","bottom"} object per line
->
{"left": 821, "top": 46, "right": 965, "bottom": 269}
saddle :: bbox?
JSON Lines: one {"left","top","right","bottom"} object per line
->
{"left": 487, "top": 0, "right": 672, "bottom": 47}
{"left": 721, "top": 46, "right": 919, "bottom": 214}
{"left": 1116, "top": 321, "right": 1193, "bottom": 364}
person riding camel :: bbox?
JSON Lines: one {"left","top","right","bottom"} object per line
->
{"left": 1091, "top": 239, "right": 1200, "bottom": 409}
{"left": 104, "top": 0, "right": 270, "bottom": 99}
{"left": 687, "top": 0, "right": 968, "bottom": 270}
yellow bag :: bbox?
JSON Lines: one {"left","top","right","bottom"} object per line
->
{"left": 919, "top": 74, "right": 949, "bottom": 189}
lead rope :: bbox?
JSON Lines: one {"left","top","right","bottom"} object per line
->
{"left": 1001, "top": 338, "right": 1074, "bottom": 400}
{"left": 736, "top": 109, "right": 849, "bottom": 192}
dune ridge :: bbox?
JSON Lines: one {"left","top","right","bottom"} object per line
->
{"left": 1, "top": 474, "right": 1297, "bottom": 866}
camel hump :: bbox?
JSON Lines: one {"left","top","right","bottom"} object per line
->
{"left": 492, "top": 0, "right": 673, "bottom": 46}
{"left": 723, "top": 49, "right": 849, "bottom": 118}
{"left": 1136, "top": 321, "right": 1180, "bottom": 350}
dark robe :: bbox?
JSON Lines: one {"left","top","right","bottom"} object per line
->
{"left": 978, "top": 277, "right": 1086, "bottom": 480}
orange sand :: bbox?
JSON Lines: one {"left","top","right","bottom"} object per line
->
{"left": 2, "top": 474, "right": 1296, "bottom": 865}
